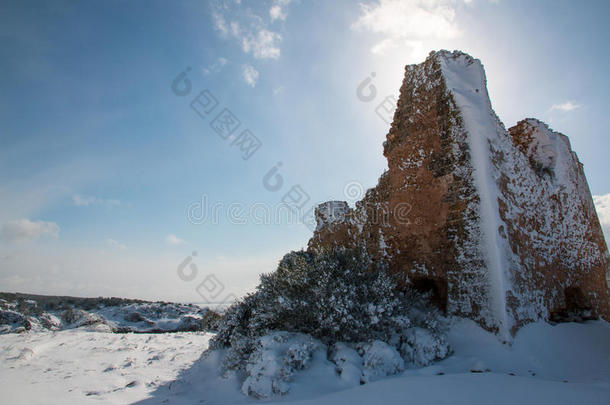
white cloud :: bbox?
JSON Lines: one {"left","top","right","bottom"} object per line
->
{"left": 273, "top": 86, "right": 285, "bottom": 96}
{"left": 269, "top": 6, "right": 286, "bottom": 21}
{"left": 73, "top": 194, "right": 120, "bottom": 208}
{"left": 165, "top": 233, "right": 186, "bottom": 246}
{"left": 202, "top": 57, "right": 228, "bottom": 75}
{"left": 242, "top": 29, "right": 282, "bottom": 59}
{"left": 270, "top": 0, "right": 291, "bottom": 22}
{"left": 106, "top": 238, "right": 127, "bottom": 250}
{"left": 594, "top": 194, "right": 610, "bottom": 242}
{"left": 1, "top": 219, "right": 59, "bottom": 242}
{"left": 211, "top": 1, "right": 289, "bottom": 60}
{"left": 230, "top": 21, "right": 241, "bottom": 37}
{"left": 550, "top": 101, "right": 580, "bottom": 112}
{"left": 241, "top": 64, "right": 260, "bottom": 87}
{"left": 212, "top": 12, "right": 228, "bottom": 35}
{"left": 352, "top": 0, "right": 467, "bottom": 56}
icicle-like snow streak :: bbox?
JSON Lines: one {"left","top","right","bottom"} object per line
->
{"left": 439, "top": 53, "right": 511, "bottom": 340}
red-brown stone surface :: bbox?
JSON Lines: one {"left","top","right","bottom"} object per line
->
{"left": 308, "top": 51, "right": 610, "bottom": 337}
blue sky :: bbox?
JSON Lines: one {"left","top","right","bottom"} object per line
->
{"left": 1, "top": 0, "right": 609, "bottom": 302}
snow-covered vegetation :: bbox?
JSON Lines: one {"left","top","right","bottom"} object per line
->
{"left": 2, "top": 296, "right": 609, "bottom": 404}
{"left": 208, "top": 247, "right": 451, "bottom": 398}
{"left": 0, "top": 293, "right": 220, "bottom": 334}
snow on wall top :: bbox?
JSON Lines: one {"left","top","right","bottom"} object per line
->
{"left": 315, "top": 201, "right": 350, "bottom": 232}
{"left": 437, "top": 50, "right": 512, "bottom": 339}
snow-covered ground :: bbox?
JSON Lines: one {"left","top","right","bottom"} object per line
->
{"left": 2, "top": 320, "right": 609, "bottom": 404}
{"left": 0, "top": 328, "right": 213, "bottom": 404}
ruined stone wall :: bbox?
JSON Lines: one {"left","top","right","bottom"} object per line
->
{"left": 308, "top": 51, "right": 610, "bottom": 335}
{"left": 503, "top": 119, "right": 610, "bottom": 325}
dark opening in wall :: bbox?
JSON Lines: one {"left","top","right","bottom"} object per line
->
{"left": 411, "top": 277, "right": 448, "bottom": 313}
{"left": 550, "top": 286, "right": 596, "bottom": 323}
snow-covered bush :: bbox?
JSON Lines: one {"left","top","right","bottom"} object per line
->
{"left": 0, "top": 309, "right": 30, "bottom": 332}
{"left": 329, "top": 342, "right": 364, "bottom": 385}
{"left": 61, "top": 308, "right": 107, "bottom": 328}
{"left": 358, "top": 340, "right": 405, "bottom": 382}
{"left": 400, "top": 327, "right": 450, "bottom": 367}
{"left": 330, "top": 340, "right": 405, "bottom": 384}
{"left": 38, "top": 312, "right": 61, "bottom": 330}
{"left": 210, "top": 293, "right": 259, "bottom": 350}
{"left": 210, "top": 246, "right": 452, "bottom": 398}
{"left": 200, "top": 309, "right": 222, "bottom": 331}
{"left": 241, "top": 332, "right": 323, "bottom": 398}
{"left": 212, "top": 247, "right": 400, "bottom": 347}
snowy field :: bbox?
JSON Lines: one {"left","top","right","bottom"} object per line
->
{"left": 0, "top": 327, "right": 212, "bottom": 404}
{"left": 1, "top": 320, "right": 609, "bottom": 404}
